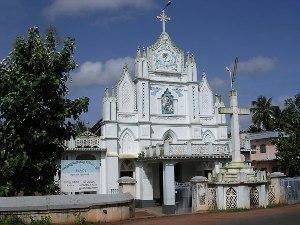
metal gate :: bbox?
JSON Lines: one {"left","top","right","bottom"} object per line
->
{"left": 281, "top": 177, "right": 300, "bottom": 204}
{"left": 175, "top": 182, "right": 192, "bottom": 213}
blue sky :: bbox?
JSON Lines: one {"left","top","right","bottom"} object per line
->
{"left": 0, "top": 0, "right": 299, "bottom": 128}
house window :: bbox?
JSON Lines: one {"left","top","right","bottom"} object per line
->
{"left": 251, "top": 145, "right": 256, "bottom": 154}
{"left": 260, "top": 144, "right": 266, "bottom": 153}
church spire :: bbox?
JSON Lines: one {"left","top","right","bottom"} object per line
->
{"left": 157, "top": 1, "right": 172, "bottom": 33}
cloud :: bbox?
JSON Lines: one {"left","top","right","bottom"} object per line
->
{"left": 44, "top": 0, "right": 155, "bottom": 19}
{"left": 237, "top": 56, "right": 277, "bottom": 74}
{"left": 209, "top": 77, "right": 227, "bottom": 91}
{"left": 71, "top": 57, "right": 134, "bottom": 87}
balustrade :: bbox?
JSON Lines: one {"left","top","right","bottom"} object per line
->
{"left": 142, "top": 143, "right": 230, "bottom": 158}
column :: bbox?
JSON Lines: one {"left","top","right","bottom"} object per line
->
{"left": 136, "top": 163, "right": 154, "bottom": 207}
{"left": 163, "top": 161, "right": 175, "bottom": 214}
{"left": 230, "top": 90, "right": 241, "bottom": 162}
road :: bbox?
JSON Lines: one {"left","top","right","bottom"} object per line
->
{"left": 111, "top": 204, "right": 300, "bottom": 225}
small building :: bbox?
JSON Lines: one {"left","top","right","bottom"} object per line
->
{"left": 240, "top": 131, "right": 281, "bottom": 173}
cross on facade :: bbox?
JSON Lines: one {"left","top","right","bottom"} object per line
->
{"left": 157, "top": 10, "right": 170, "bottom": 33}
{"left": 219, "top": 90, "right": 250, "bottom": 162}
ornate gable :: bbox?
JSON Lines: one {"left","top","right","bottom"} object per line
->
{"left": 199, "top": 74, "right": 214, "bottom": 116}
{"left": 147, "top": 32, "right": 184, "bottom": 73}
{"left": 117, "top": 65, "right": 136, "bottom": 113}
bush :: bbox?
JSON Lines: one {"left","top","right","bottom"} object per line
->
{"left": 0, "top": 216, "right": 25, "bottom": 225}
{"left": 0, "top": 216, "right": 52, "bottom": 225}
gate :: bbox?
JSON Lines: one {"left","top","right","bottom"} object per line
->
{"left": 281, "top": 177, "right": 300, "bottom": 204}
{"left": 175, "top": 182, "right": 192, "bottom": 213}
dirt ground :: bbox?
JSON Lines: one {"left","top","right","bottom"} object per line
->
{"left": 111, "top": 204, "right": 300, "bottom": 225}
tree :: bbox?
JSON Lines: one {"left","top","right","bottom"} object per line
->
{"left": 250, "top": 96, "right": 278, "bottom": 131}
{"left": 0, "top": 27, "right": 89, "bottom": 196}
{"left": 74, "top": 120, "right": 89, "bottom": 136}
{"left": 275, "top": 94, "right": 300, "bottom": 176}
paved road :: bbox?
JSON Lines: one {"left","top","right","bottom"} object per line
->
{"left": 112, "top": 204, "right": 300, "bottom": 225}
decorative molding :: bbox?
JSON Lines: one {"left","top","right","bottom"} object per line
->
{"left": 148, "top": 32, "right": 184, "bottom": 73}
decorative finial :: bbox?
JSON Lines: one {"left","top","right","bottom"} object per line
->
{"left": 104, "top": 88, "right": 109, "bottom": 97}
{"left": 123, "top": 64, "right": 129, "bottom": 74}
{"left": 202, "top": 71, "right": 207, "bottom": 78}
{"left": 136, "top": 47, "right": 141, "bottom": 58}
{"left": 157, "top": 0, "right": 171, "bottom": 34}
{"left": 111, "top": 87, "right": 116, "bottom": 97}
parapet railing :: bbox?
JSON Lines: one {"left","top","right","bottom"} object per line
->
{"left": 142, "top": 141, "right": 230, "bottom": 158}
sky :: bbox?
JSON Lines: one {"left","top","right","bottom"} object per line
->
{"left": 0, "top": 0, "right": 299, "bottom": 129}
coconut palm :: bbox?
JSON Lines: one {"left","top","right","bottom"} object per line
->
{"left": 250, "top": 96, "right": 278, "bottom": 131}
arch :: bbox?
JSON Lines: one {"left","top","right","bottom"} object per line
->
{"left": 76, "top": 153, "right": 96, "bottom": 160}
{"left": 199, "top": 76, "right": 214, "bottom": 116}
{"left": 203, "top": 130, "right": 215, "bottom": 143}
{"left": 120, "top": 128, "right": 136, "bottom": 154}
{"left": 226, "top": 187, "right": 237, "bottom": 209}
{"left": 117, "top": 66, "right": 136, "bottom": 113}
{"left": 162, "top": 129, "right": 177, "bottom": 143}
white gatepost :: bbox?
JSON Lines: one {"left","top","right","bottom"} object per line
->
{"left": 190, "top": 176, "right": 209, "bottom": 212}
{"left": 118, "top": 176, "right": 137, "bottom": 197}
{"left": 163, "top": 161, "right": 175, "bottom": 214}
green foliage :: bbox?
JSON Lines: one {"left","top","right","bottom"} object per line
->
{"left": 138, "top": 151, "right": 145, "bottom": 159}
{"left": 250, "top": 96, "right": 279, "bottom": 131}
{"left": 74, "top": 120, "right": 89, "bottom": 136}
{"left": 29, "top": 217, "right": 52, "bottom": 225}
{"left": 274, "top": 94, "right": 300, "bottom": 176}
{"left": 0, "top": 216, "right": 52, "bottom": 225}
{"left": 0, "top": 27, "right": 89, "bottom": 196}
{"left": 0, "top": 216, "right": 25, "bottom": 225}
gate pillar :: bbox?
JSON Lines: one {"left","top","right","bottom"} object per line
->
{"left": 269, "top": 172, "right": 286, "bottom": 205}
{"left": 162, "top": 161, "right": 175, "bottom": 214}
{"left": 190, "top": 176, "right": 209, "bottom": 212}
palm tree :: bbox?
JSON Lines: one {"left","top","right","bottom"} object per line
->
{"left": 250, "top": 96, "right": 278, "bottom": 131}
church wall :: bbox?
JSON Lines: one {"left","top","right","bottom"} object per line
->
{"left": 151, "top": 125, "right": 190, "bottom": 142}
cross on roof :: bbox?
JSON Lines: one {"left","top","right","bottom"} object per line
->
{"left": 157, "top": 10, "right": 170, "bottom": 33}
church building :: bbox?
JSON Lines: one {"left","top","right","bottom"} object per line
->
{"left": 64, "top": 10, "right": 232, "bottom": 214}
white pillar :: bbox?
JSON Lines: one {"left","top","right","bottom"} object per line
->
{"left": 136, "top": 163, "right": 154, "bottom": 207}
{"left": 106, "top": 155, "right": 119, "bottom": 193}
{"left": 230, "top": 90, "right": 241, "bottom": 162}
{"left": 163, "top": 161, "right": 175, "bottom": 214}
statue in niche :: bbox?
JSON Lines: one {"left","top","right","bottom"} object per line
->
{"left": 161, "top": 88, "right": 174, "bottom": 114}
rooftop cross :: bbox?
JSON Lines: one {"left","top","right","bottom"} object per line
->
{"left": 157, "top": 10, "right": 170, "bottom": 33}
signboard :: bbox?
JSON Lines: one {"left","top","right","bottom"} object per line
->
{"left": 61, "top": 160, "right": 100, "bottom": 193}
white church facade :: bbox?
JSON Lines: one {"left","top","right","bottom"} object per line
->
{"left": 63, "top": 11, "right": 232, "bottom": 214}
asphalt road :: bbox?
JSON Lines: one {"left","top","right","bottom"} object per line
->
{"left": 112, "top": 204, "right": 300, "bottom": 225}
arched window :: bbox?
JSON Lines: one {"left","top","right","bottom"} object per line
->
{"left": 203, "top": 131, "right": 215, "bottom": 143}
{"left": 121, "top": 130, "right": 134, "bottom": 154}
{"left": 163, "top": 130, "right": 177, "bottom": 143}
{"left": 161, "top": 88, "right": 174, "bottom": 114}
